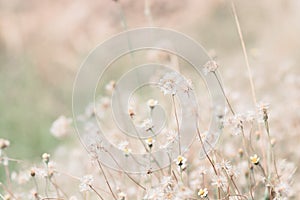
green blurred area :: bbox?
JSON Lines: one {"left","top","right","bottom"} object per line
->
{"left": 0, "top": 54, "right": 73, "bottom": 159}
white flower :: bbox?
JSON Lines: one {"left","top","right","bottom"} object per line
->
{"left": 158, "top": 72, "right": 193, "bottom": 96}
{"left": 118, "top": 192, "right": 126, "bottom": 200}
{"left": 145, "top": 137, "right": 155, "bottom": 149}
{"left": 118, "top": 141, "right": 132, "bottom": 156}
{"left": 158, "top": 72, "right": 178, "bottom": 95}
{"left": 216, "top": 160, "right": 232, "bottom": 171}
{"left": 50, "top": 115, "right": 72, "bottom": 138}
{"left": 175, "top": 155, "right": 187, "bottom": 171}
{"left": 203, "top": 60, "right": 218, "bottom": 75}
{"left": 105, "top": 80, "right": 116, "bottom": 93}
{"left": 147, "top": 99, "right": 158, "bottom": 109}
{"left": 141, "top": 119, "right": 154, "bottom": 131}
{"left": 256, "top": 101, "right": 270, "bottom": 122}
{"left": 42, "top": 153, "right": 50, "bottom": 164}
{"left": 250, "top": 154, "right": 260, "bottom": 165}
{"left": 224, "top": 114, "right": 244, "bottom": 135}
{"left": 197, "top": 188, "right": 208, "bottom": 198}
{"left": 79, "top": 175, "right": 94, "bottom": 192}
{"left": 0, "top": 138, "right": 10, "bottom": 149}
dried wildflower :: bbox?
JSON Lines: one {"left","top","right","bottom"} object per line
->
{"left": 4, "top": 194, "right": 11, "bottom": 200}
{"left": 105, "top": 80, "right": 116, "bottom": 93}
{"left": 145, "top": 137, "right": 155, "bottom": 149}
{"left": 274, "top": 181, "right": 292, "bottom": 198}
{"left": 118, "top": 192, "right": 126, "bottom": 200}
{"left": 250, "top": 154, "right": 260, "bottom": 165}
{"left": 160, "top": 176, "right": 174, "bottom": 190}
{"left": 255, "top": 130, "right": 261, "bottom": 140}
{"left": 123, "top": 148, "right": 132, "bottom": 156}
{"left": 147, "top": 99, "right": 158, "bottom": 109}
{"left": 182, "top": 79, "right": 193, "bottom": 94}
{"left": 176, "top": 155, "right": 187, "bottom": 171}
{"left": 216, "top": 159, "right": 232, "bottom": 171}
{"left": 203, "top": 60, "right": 218, "bottom": 75}
{"left": 238, "top": 148, "right": 244, "bottom": 157}
{"left": 197, "top": 188, "right": 208, "bottom": 198}
{"left": 0, "top": 138, "right": 10, "bottom": 149}
{"left": 84, "top": 103, "right": 96, "bottom": 118}
{"left": 30, "top": 168, "right": 36, "bottom": 177}
{"left": 42, "top": 153, "right": 50, "bottom": 164}
{"left": 128, "top": 107, "right": 135, "bottom": 118}
{"left": 271, "top": 138, "right": 276, "bottom": 146}
{"left": 118, "top": 141, "right": 132, "bottom": 157}
{"left": 79, "top": 175, "right": 94, "bottom": 192}
{"left": 224, "top": 114, "right": 244, "bottom": 135}
{"left": 257, "top": 102, "right": 270, "bottom": 122}
{"left": 227, "top": 165, "right": 240, "bottom": 179}
{"left": 30, "top": 189, "right": 38, "bottom": 199}
{"left": 159, "top": 72, "right": 193, "bottom": 96}
{"left": 211, "top": 174, "right": 228, "bottom": 191}
{"left": 100, "top": 96, "right": 110, "bottom": 109}
{"left": 158, "top": 72, "right": 178, "bottom": 95}
{"left": 50, "top": 115, "right": 72, "bottom": 139}
{"left": 141, "top": 119, "right": 154, "bottom": 131}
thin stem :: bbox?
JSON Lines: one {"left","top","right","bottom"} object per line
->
{"left": 89, "top": 185, "right": 104, "bottom": 200}
{"left": 194, "top": 110, "right": 218, "bottom": 176}
{"left": 49, "top": 177, "right": 69, "bottom": 199}
{"left": 0, "top": 182, "right": 17, "bottom": 200}
{"left": 103, "top": 149, "right": 146, "bottom": 190}
{"left": 129, "top": 118, "right": 165, "bottom": 175}
{"left": 4, "top": 165, "right": 11, "bottom": 191}
{"left": 258, "top": 163, "right": 267, "bottom": 178}
{"left": 144, "top": 0, "right": 154, "bottom": 26}
{"left": 264, "top": 119, "right": 280, "bottom": 180}
{"left": 231, "top": 1, "right": 257, "bottom": 107}
{"left": 172, "top": 170, "right": 178, "bottom": 183}
{"left": 96, "top": 160, "right": 117, "bottom": 200}
{"left": 45, "top": 177, "right": 49, "bottom": 198}
{"left": 213, "top": 72, "right": 235, "bottom": 115}
{"left": 196, "top": 126, "right": 218, "bottom": 175}
{"left": 172, "top": 95, "right": 181, "bottom": 155}
{"left": 33, "top": 177, "right": 39, "bottom": 194}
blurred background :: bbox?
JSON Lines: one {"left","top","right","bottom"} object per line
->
{"left": 0, "top": 0, "right": 299, "bottom": 169}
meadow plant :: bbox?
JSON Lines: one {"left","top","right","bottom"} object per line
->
{"left": 0, "top": 2, "right": 298, "bottom": 200}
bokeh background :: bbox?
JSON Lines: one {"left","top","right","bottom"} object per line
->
{"left": 1, "top": 0, "right": 299, "bottom": 179}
